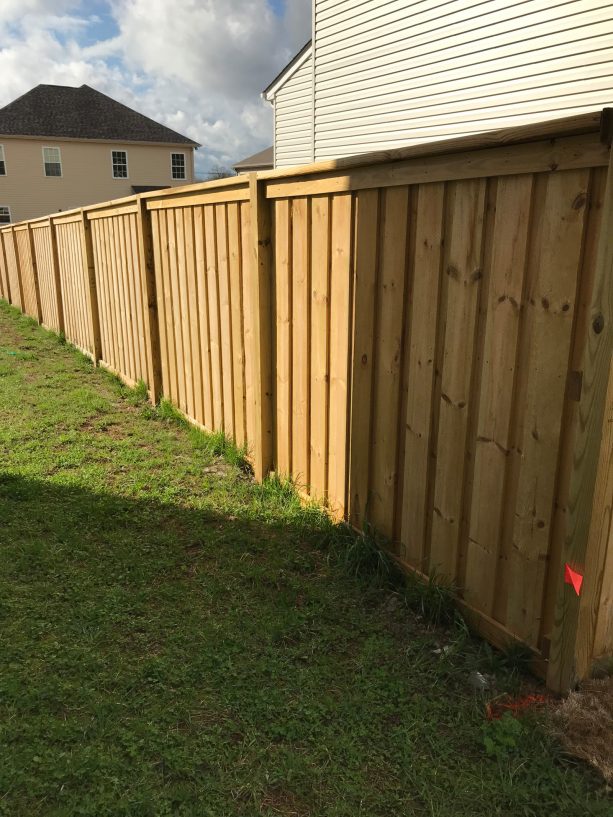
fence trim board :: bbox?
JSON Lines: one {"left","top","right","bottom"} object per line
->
{"left": 259, "top": 110, "right": 604, "bottom": 182}
{"left": 264, "top": 134, "right": 609, "bottom": 199}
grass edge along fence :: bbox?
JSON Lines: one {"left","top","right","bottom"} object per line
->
{"left": 1, "top": 110, "right": 612, "bottom": 694}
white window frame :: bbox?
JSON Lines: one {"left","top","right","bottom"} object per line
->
{"left": 42, "top": 146, "right": 62, "bottom": 178}
{"left": 171, "top": 152, "right": 186, "bottom": 180}
{"left": 111, "top": 149, "right": 129, "bottom": 179}
{"left": 0, "top": 145, "right": 6, "bottom": 176}
{"left": 0, "top": 206, "right": 12, "bottom": 225}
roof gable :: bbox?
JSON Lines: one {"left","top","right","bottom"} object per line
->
{"left": 0, "top": 84, "right": 198, "bottom": 146}
{"left": 263, "top": 41, "right": 312, "bottom": 101}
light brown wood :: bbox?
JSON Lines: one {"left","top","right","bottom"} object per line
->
{"left": 216, "top": 205, "right": 235, "bottom": 437}
{"left": 136, "top": 199, "right": 162, "bottom": 401}
{"left": 429, "top": 180, "right": 486, "bottom": 578}
{"left": 399, "top": 182, "right": 445, "bottom": 568}
{"left": 248, "top": 175, "right": 274, "bottom": 480}
{"left": 505, "top": 170, "right": 589, "bottom": 647}
{"left": 260, "top": 111, "right": 603, "bottom": 182}
{"left": 291, "top": 198, "right": 310, "bottom": 490}
{"left": 464, "top": 175, "right": 532, "bottom": 613}
{"left": 147, "top": 188, "right": 249, "bottom": 211}
{"left": 194, "top": 206, "right": 214, "bottom": 430}
{"left": 327, "top": 193, "right": 353, "bottom": 519}
{"left": 275, "top": 198, "right": 292, "bottom": 477}
{"left": 369, "top": 186, "right": 410, "bottom": 536}
{"left": 228, "top": 203, "right": 246, "bottom": 447}
{"left": 547, "top": 150, "right": 613, "bottom": 691}
{"left": 310, "top": 195, "right": 331, "bottom": 503}
{"left": 204, "top": 205, "right": 223, "bottom": 430}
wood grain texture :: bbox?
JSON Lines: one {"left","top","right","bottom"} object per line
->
{"left": 429, "top": 179, "right": 486, "bottom": 579}
{"left": 464, "top": 175, "right": 532, "bottom": 613}
{"left": 348, "top": 189, "right": 379, "bottom": 526}
{"left": 547, "top": 153, "right": 613, "bottom": 690}
{"left": 399, "top": 182, "right": 445, "bottom": 567}
{"left": 310, "top": 195, "right": 331, "bottom": 503}
{"left": 369, "top": 187, "right": 410, "bottom": 536}
{"left": 327, "top": 193, "right": 353, "bottom": 519}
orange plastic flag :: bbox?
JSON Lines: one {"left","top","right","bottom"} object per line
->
{"left": 564, "top": 563, "right": 583, "bottom": 596}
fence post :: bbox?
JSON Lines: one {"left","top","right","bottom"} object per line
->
{"left": 9, "top": 226, "right": 25, "bottom": 310}
{"left": 26, "top": 223, "right": 43, "bottom": 323}
{"left": 48, "top": 218, "right": 65, "bottom": 335}
{"left": 0, "top": 229, "right": 11, "bottom": 304}
{"left": 248, "top": 173, "right": 274, "bottom": 481}
{"left": 546, "top": 127, "right": 613, "bottom": 692}
{"left": 136, "top": 197, "right": 163, "bottom": 404}
{"left": 79, "top": 209, "right": 102, "bottom": 364}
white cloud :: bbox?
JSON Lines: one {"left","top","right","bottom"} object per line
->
{"left": 0, "top": 0, "right": 311, "bottom": 174}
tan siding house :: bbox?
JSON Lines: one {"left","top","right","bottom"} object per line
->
{"left": 0, "top": 84, "right": 198, "bottom": 223}
{"left": 265, "top": 0, "right": 613, "bottom": 166}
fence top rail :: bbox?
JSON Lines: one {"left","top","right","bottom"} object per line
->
{"left": 258, "top": 110, "right": 607, "bottom": 183}
{"left": 139, "top": 174, "right": 249, "bottom": 202}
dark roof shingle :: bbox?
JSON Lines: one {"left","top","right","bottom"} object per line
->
{"left": 0, "top": 84, "right": 198, "bottom": 146}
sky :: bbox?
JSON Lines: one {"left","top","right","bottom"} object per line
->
{"left": 0, "top": 0, "right": 312, "bottom": 176}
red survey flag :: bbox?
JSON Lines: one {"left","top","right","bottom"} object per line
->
{"left": 564, "top": 564, "right": 583, "bottom": 596}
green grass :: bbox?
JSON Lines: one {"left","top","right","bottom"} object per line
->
{"left": 0, "top": 300, "right": 610, "bottom": 817}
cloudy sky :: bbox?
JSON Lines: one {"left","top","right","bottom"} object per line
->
{"left": 0, "top": 0, "right": 311, "bottom": 176}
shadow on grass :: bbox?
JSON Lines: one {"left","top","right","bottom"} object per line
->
{"left": 0, "top": 472, "right": 609, "bottom": 817}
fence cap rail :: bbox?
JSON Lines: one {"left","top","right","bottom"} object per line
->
{"left": 258, "top": 110, "right": 606, "bottom": 183}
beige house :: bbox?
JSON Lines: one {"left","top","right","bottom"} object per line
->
{"left": 264, "top": 1, "right": 613, "bottom": 167}
{"left": 0, "top": 84, "right": 199, "bottom": 223}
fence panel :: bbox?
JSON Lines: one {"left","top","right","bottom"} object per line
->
{"left": 1, "top": 229, "right": 22, "bottom": 310}
{"left": 147, "top": 179, "right": 255, "bottom": 450}
{"left": 54, "top": 215, "right": 95, "bottom": 358}
{"left": 262, "top": 124, "right": 611, "bottom": 666}
{"left": 14, "top": 225, "right": 40, "bottom": 321}
{"left": 31, "top": 221, "right": 63, "bottom": 333}
{"left": 89, "top": 201, "right": 153, "bottom": 389}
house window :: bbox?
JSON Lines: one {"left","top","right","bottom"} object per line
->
{"left": 0, "top": 207, "right": 11, "bottom": 224}
{"left": 43, "top": 146, "right": 62, "bottom": 177}
{"left": 0, "top": 146, "right": 5, "bottom": 176}
{"left": 112, "top": 150, "right": 128, "bottom": 178}
{"left": 171, "top": 152, "right": 186, "bottom": 180}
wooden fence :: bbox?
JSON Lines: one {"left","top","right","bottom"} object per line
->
{"left": 1, "top": 111, "right": 612, "bottom": 692}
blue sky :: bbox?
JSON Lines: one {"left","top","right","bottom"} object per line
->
{"left": 0, "top": 0, "right": 311, "bottom": 175}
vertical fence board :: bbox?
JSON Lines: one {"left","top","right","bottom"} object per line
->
{"left": 3, "top": 229, "right": 23, "bottom": 309}
{"left": 228, "top": 203, "right": 246, "bottom": 447}
{"left": 327, "top": 193, "right": 353, "bottom": 519}
{"left": 310, "top": 196, "right": 331, "bottom": 503}
{"left": 505, "top": 170, "right": 589, "bottom": 645}
{"left": 241, "top": 202, "right": 257, "bottom": 453}
{"left": 429, "top": 179, "right": 487, "bottom": 578}
{"left": 275, "top": 199, "right": 292, "bottom": 476}
{"left": 399, "top": 182, "right": 445, "bottom": 567}
{"left": 369, "top": 187, "right": 410, "bottom": 536}
{"left": 291, "top": 198, "right": 310, "bottom": 489}
{"left": 464, "top": 175, "right": 533, "bottom": 613}
{"left": 194, "top": 206, "right": 214, "bottom": 429}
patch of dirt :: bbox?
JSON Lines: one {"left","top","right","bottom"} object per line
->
{"left": 260, "top": 787, "right": 309, "bottom": 817}
{"left": 551, "top": 676, "right": 613, "bottom": 784}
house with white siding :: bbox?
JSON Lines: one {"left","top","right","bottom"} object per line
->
{"left": 263, "top": 0, "right": 613, "bottom": 168}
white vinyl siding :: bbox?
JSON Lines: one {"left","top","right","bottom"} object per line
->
{"left": 274, "top": 53, "right": 313, "bottom": 168}
{"left": 313, "top": 0, "right": 613, "bottom": 161}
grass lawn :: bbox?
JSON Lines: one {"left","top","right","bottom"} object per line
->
{"left": 0, "top": 300, "right": 610, "bottom": 817}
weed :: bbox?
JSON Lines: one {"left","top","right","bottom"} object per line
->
{"left": 482, "top": 712, "right": 525, "bottom": 759}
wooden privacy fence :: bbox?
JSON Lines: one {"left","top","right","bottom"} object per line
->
{"left": 1, "top": 111, "right": 612, "bottom": 692}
